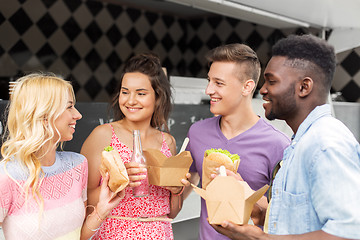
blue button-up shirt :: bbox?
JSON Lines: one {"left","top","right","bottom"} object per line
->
{"left": 268, "top": 104, "right": 360, "bottom": 238}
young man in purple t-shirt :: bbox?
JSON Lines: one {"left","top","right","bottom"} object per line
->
{"left": 183, "top": 43, "right": 290, "bottom": 240}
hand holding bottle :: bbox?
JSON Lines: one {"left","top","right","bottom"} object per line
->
{"left": 128, "top": 130, "right": 149, "bottom": 197}
{"left": 125, "top": 162, "right": 148, "bottom": 188}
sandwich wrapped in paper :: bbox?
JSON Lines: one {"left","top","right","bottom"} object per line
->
{"left": 192, "top": 166, "right": 269, "bottom": 225}
{"left": 202, "top": 148, "right": 240, "bottom": 189}
{"left": 99, "top": 146, "right": 129, "bottom": 199}
{"left": 142, "top": 149, "right": 193, "bottom": 186}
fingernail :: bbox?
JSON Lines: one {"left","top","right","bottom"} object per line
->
{"left": 222, "top": 221, "right": 228, "bottom": 227}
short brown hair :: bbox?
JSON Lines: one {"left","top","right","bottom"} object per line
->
{"left": 206, "top": 43, "right": 261, "bottom": 90}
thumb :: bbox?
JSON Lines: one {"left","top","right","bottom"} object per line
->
{"left": 101, "top": 172, "right": 110, "bottom": 190}
{"left": 222, "top": 220, "right": 235, "bottom": 230}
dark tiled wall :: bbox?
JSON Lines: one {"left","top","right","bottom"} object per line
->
{"left": 0, "top": 0, "right": 359, "bottom": 102}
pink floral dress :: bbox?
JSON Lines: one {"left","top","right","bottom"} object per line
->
{"left": 93, "top": 124, "right": 173, "bottom": 240}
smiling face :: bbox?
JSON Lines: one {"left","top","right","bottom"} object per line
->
{"left": 205, "top": 61, "right": 247, "bottom": 116}
{"left": 54, "top": 91, "right": 82, "bottom": 142}
{"left": 119, "top": 72, "right": 156, "bottom": 123}
{"left": 260, "top": 56, "right": 298, "bottom": 121}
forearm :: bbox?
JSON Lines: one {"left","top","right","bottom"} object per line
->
{"left": 251, "top": 196, "right": 268, "bottom": 226}
{"left": 80, "top": 205, "right": 105, "bottom": 240}
{"left": 213, "top": 222, "right": 350, "bottom": 240}
{"left": 182, "top": 172, "right": 199, "bottom": 200}
{"left": 87, "top": 186, "right": 101, "bottom": 207}
{"left": 168, "top": 188, "right": 184, "bottom": 219}
{"left": 267, "top": 230, "right": 350, "bottom": 240}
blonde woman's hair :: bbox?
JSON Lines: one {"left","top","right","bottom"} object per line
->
{"left": 1, "top": 72, "right": 75, "bottom": 211}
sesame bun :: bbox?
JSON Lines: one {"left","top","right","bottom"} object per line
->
{"left": 202, "top": 151, "right": 240, "bottom": 189}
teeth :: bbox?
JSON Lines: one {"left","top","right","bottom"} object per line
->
{"left": 69, "top": 125, "right": 75, "bottom": 129}
{"left": 211, "top": 98, "right": 220, "bottom": 102}
{"left": 128, "top": 107, "right": 140, "bottom": 111}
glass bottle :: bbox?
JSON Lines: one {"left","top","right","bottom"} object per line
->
{"left": 130, "top": 130, "right": 149, "bottom": 197}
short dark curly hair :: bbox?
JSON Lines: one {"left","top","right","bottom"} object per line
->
{"left": 272, "top": 34, "right": 336, "bottom": 92}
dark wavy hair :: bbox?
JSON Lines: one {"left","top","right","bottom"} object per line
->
{"left": 110, "top": 53, "right": 172, "bottom": 131}
{"left": 205, "top": 43, "right": 261, "bottom": 93}
{"left": 272, "top": 34, "right": 336, "bottom": 92}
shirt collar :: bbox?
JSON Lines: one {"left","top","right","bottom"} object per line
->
{"left": 292, "top": 104, "right": 332, "bottom": 144}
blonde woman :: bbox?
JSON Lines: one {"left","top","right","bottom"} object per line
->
{"left": 0, "top": 73, "right": 124, "bottom": 240}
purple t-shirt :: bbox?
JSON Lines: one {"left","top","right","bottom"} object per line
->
{"left": 186, "top": 116, "right": 290, "bottom": 240}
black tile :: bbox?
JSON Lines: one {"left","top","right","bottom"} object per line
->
{"left": 72, "top": 79, "right": 81, "bottom": 94}
{"left": 63, "top": 0, "right": 81, "bottom": 12}
{"left": 162, "top": 15, "right": 175, "bottom": 28}
{"left": 84, "top": 76, "right": 102, "bottom": 99}
{"left": 62, "top": 46, "right": 81, "bottom": 69}
{"left": 189, "top": 18, "right": 203, "bottom": 30}
{"left": 106, "top": 51, "right": 122, "bottom": 73}
{"left": 106, "top": 4, "right": 123, "bottom": 20}
{"left": 67, "top": 74, "right": 80, "bottom": 94}
{"left": 207, "top": 16, "right": 221, "bottom": 29}
{"left": 225, "top": 32, "right": 242, "bottom": 45}
{"left": 245, "top": 30, "right": 263, "bottom": 51}
{"left": 206, "top": 34, "right": 222, "bottom": 49}
{"left": 18, "top": 0, "right": 26, "bottom": 3}
{"left": 0, "top": 12, "right": 5, "bottom": 25}
{"left": 0, "top": 45, "right": 4, "bottom": 56}
{"left": 126, "top": 28, "right": 141, "bottom": 48}
{"left": 145, "top": 12, "right": 158, "bottom": 25}
{"left": 144, "top": 30, "right": 157, "bottom": 50}
{"left": 86, "top": 1, "right": 103, "bottom": 16}
{"left": 9, "top": 8, "right": 33, "bottom": 35}
{"left": 176, "top": 59, "right": 186, "bottom": 76}
{"left": 189, "top": 58, "right": 202, "bottom": 76}
{"left": 341, "top": 51, "right": 360, "bottom": 77}
{"left": 162, "top": 57, "right": 173, "bottom": 74}
{"left": 41, "top": 0, "right": 57, "bottom": 8}
{"left": 341, "top": 80, "right": 360, "bottom": 102}
{"left": 62, "top": 17, "right": 81, "bottom": 41}
{"left": 267, "top": 29, "right": 285, "bottom": 46}
{"left": 36, "top": 43, "right": 56, "bottom": 68}
{"left": 85, "top": 49, "right": 102, "bottom": 71}
{"left": 9, "top": 40, "right": 32, "bottom": 66}
{"left": 161, "top": 33, "right": 174, "bottom": 51}
{"left": 188, "top": 35, "right": 203, "bottom": 53}
{"left": 225, "top": 16, "right": 239, "bottom": 27}
{"left": 178, "top": 35, "right": 187, "bottom": 53}
{"left": 106, "top": 24, "right": 122, "bottom": 46}
{"left": 105, "top": 77, "right": 118, "bottom": 95}
{"left": 178, "top": 19, "right": 187, "bottom": 31}
{"left": 37, "top": 13, "right": 58, "bottom": 38}
{"left": 85, "top": 21, "right": 103, "bottom": 44}
{"left": 126, "top": 8, "right": 141, "bottom": 22}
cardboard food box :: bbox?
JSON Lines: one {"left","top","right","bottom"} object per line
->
{"left": 143, "top": 149, "right": 193, "bottom": 186}
{"left": 192, "top": 175, "right": 269, "bottom": 225}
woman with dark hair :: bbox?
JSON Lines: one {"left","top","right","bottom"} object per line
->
{"left": 81, "top": 53, "right": 183, "bottom": 239}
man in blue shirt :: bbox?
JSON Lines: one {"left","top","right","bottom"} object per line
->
{"left": 211, "top": 34, "right": 360, "bottom": 239}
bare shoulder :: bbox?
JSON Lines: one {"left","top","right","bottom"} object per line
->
{"left": 163, "top": 131, "right": 176, "bottom": 155}
{"left": 80, "top": 123, "right": 113, "bottom": 155}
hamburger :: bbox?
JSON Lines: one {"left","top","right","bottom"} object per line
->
{"left": 100, "top": 146, "right": 129, "bottom": 197}
{"left": 204, "top": 148, "right": 240, "bottom": 165}
{"left": 202, "top": 148, "right": 240, "bottom": 189}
